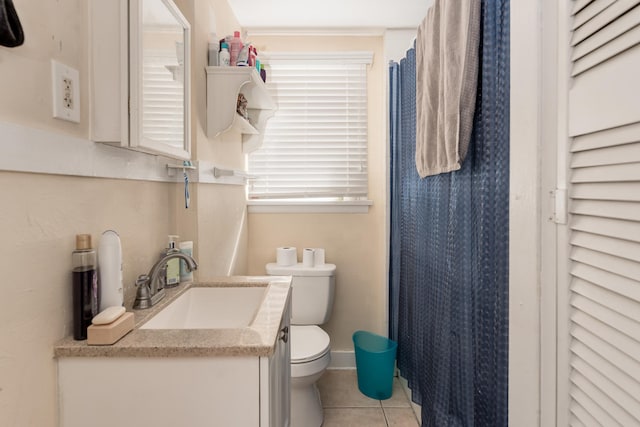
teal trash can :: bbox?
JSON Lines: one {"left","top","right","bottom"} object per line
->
{"left": 352, "top": 330, "right": 397, "bottom": 400}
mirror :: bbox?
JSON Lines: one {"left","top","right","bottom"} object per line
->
{"left": 129, "top": 0, "right": 191, "bottom": 159}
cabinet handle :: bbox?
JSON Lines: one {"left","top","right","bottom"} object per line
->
{"left": 279, "top": 326, "right": 289, "bottom": 343}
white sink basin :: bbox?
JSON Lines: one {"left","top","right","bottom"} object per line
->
{"left": 140, "top": 286, "right": 267, "bottom": 329}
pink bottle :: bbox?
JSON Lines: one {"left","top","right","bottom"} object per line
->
{"left": 248, "top": 45, "right": 257, "bottom": 67}
{"left": 229, "top": 31, "right": 243, "bottom": 67}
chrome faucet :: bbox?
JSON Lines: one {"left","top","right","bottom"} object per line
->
{"left": 133, "top": 252, "right": 198, "bottom": 309}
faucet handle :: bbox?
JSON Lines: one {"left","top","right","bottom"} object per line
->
{"left": 135, "top": 274, "right": 150, "bottom": 288}
{"left": 133, "top": 275, "right": 152, "bottom": 310}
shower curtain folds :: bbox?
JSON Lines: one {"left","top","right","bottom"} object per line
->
{"left": 388, "top": 1, "right": 510, "bottom": 426}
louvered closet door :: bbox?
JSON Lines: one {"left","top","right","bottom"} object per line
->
{"left": 567, "top": 1, "right": 640, "bottom": 425}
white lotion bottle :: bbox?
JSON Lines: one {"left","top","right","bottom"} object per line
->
{"left": 219, "top": 42, "right": 230, "bottom": 66}
{"left": 178, "top": 241, "right": 194, "bottom": 282}
{"left": 98, "top": 230, "right": 123, "bottom": 311}
{"left": 165, "top": 235, "right": 181, "bottom": 287}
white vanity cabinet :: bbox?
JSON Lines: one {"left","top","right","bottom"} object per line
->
{"left": 58, "top": 356, "right": 261, "bottom": 426}
{"left": 57, "top": 286, "right": 291, "bottom": 427}
{"left": 58, "top": 339, "right": 290, "bottom": 426}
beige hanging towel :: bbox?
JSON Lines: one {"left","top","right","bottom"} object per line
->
{"left": 415, "top": 0, "right": 481, "bottom": 178}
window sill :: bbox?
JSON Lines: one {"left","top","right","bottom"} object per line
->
{"left": 247, "top": 200, "right": 373, "bottom": 214}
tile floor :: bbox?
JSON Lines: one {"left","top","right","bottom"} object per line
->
{"left": 316, "top": 369, "right": 420, "bottom": 427}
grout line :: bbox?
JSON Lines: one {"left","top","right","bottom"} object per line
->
{"left": 381, "top": 405, "right": 391, "bottom": 427}
{"left": 322, "top": 406, "right": 382, "bottom": 410}
{"left": 380, "top": 398, "right": 389, "bottom": 427}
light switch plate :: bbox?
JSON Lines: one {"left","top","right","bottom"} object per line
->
{"left": 51, "top": 60, "right": 80, "bottom": 123}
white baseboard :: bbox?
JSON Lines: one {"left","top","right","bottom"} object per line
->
{"left": 328, "top": 351, "right": 356, "bottom": 369}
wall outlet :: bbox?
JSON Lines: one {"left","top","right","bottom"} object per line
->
{"left": 52, "top": 60, "right": 80, "bottom": 123}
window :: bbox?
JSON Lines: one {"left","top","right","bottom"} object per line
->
{"left": 247, "top": 52, "right": 373, "bottom": 211}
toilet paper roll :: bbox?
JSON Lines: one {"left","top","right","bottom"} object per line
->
{"left": 302, "top": 248, "right": 316, "bottom": 267}
{"left": 276, "top": 247, "right": 297, "bottom": 266}
{"left": 314, "top": 248, "right": 325, "bottom": 266}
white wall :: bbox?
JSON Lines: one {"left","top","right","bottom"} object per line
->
{"left": 0, "top": 1, "right": 562, "bottom": 425}
{"left": 246, "top": 35, "right": 388, "bottom": 351}
{"left": 0, "top": 1, "right": 245, "bottom": 425}
{"left": 509, "top": 1, "right": 553, "bottom": 426}
{"left": 384, "top": 29, "right": 416, "bottom": 63}
{"left": 179, "top": 0, "right": 249, "bottom": 279}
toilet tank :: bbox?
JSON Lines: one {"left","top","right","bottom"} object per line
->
{"left": 266, "top": 263, "right": 336, "bottom": 325}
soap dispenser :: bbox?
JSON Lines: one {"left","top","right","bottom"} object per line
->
{"left": 178, "top": 240, "right": 194, "bottom": 283}
{"left": 165, "top": 235, "right": 180, "bottom": 287}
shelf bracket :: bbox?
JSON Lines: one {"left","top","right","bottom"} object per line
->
{"left": 166, "top": 161, "right": 197, "bottom": 177}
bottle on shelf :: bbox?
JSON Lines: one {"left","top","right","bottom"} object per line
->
{"left": 248, "top": 45, "right": 256, "bottom": 67}
{"left": 229, "top": 31, "right": 243, "bottom": 66}
{"left": 260, "top": 63, "right": 267, "bottom": 83}
{"left": 237, "top": 45, "right": 249, "bottom": 66}
{"left": 72, "top": 234, "right": 98, "bottom": 340}
{"left": 207, "top": 32, "right": 219, "bottom": 66}
{"left": 219, "top": 42, "right": 230, "bottom": 66}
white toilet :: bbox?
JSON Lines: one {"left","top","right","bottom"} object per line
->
{"left": 266, "top": 262, "right": 336, "bottom": 427}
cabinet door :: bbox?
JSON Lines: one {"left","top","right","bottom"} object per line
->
{"left": 128, "top": 0, "right": 191, "bottom": 159}
{"left": 89, "top": 0, "right": 191, "bottom": 160}
{"left": 58, "top": 357, "right": 260, "bottom": 427}
{"left": 274, "top": 302, "right": 291, "bottom": 427}
{"left": 261, "top": 294, "right": 291, "bottom": 426}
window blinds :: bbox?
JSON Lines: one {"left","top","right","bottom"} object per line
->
{"left": 142, "top": 50, "right": 184, "bottom": 149}
{"left": 248, "top": 56, "right": 370, "bottom": 200}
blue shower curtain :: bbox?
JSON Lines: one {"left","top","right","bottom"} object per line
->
{"left": 389, "top": 1, "right": 509, "bottom": 426}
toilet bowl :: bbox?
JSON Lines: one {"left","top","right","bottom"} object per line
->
{"left": 290, "top": 325, "right": 331, "bottom": 427}
{"left": 266, "top": 262, "right": 336, "bottom": 427}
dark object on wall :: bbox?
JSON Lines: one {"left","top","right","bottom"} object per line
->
{"left": 236, "top": 93, "right": 249, "bottom": 120}
{"left": 0, "top": 0, "right": 24, "bottom": 47}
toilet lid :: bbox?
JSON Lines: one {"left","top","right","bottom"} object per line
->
{"left": 290, "top": 325, "right": 330, "bottom": 364}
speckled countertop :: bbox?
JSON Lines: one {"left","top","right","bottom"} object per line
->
{"left": 54, "top": 276, "right": 291, "bottom": 358}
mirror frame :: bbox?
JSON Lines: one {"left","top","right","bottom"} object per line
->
{"left": 128, "top": 0, "right": 191, "bottom": 160}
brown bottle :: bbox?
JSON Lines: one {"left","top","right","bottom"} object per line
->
{"left": 72, "top": 234, "right": 98, "bottom": 340}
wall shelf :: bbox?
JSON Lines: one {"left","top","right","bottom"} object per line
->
{"left": 234, "top": 114, "right": 259, "bottom": 135}
{"left": 205, "top": 66, "right": 276, "bottom": 153}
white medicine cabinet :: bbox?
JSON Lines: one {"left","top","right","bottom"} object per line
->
{"left": 90, "top": 0, "right": 191, "bottom": 160}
